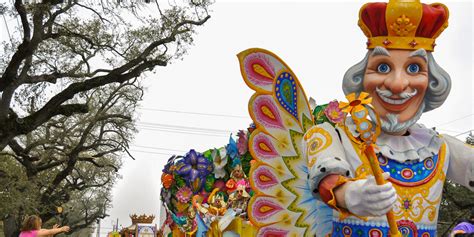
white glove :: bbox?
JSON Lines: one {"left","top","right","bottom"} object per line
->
{"left": 344, "top": 172, "right": 397, "bottom": 217}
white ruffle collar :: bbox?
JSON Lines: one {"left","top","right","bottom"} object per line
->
{"left": 343, "top": 119, "right": 442, "bottom": 162}
{"left": 375, "top": 123, "right": 442, "bottom": 162}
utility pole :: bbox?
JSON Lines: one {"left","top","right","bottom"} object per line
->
{"left": 116, "top": 218, "right": 119, "bottom": 232}
{"left": 96, "top": 219, "right": 100, "bottom": 237}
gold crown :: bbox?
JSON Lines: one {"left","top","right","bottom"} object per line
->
{"left": 130, "top": 214, "right": 155, "bottom": 224}
{"left": 358, "top": 0, "right": 449, "bottom": 51}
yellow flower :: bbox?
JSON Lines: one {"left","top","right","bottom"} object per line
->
{"left": 338, "top": 92, "right": 372, "bottom": 114}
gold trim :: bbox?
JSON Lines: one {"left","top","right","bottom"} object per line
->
{"left": 367, "top": 36, "right": 435, "bottom": 51}
{"left": 386, "top": 0, "right": 423, "bottom": 37}
{"left": 391, "top": 143, "right": 446, "bottom": 222}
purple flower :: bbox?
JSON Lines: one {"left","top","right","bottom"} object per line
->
{"left": 175, "top": 149, "right": 213, "bottom": 193}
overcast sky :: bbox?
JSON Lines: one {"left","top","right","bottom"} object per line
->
{"left": 1, "top": 0, "right": 472, "bottom": 235}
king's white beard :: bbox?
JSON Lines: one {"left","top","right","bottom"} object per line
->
{"left": 368, "top": 103, "right": 425, "bottom": 134}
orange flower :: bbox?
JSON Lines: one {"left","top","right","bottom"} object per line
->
{"left": 226, "top": 179, "right": 237, "bottom": 193}
{"left": 161, "top": 173, "right": 174, "bottom": 189}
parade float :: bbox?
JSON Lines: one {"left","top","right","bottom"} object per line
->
{"left": 121, "top": 214, "right": 158, "bottom": 237}
{"left": 157, "top": 94, "right": 344, "bottom": 236}
{"left": 158, "top": 0, "right": 474, "bottom": 236}
{"left": 158, "top": 127, "right": 257, "bottom": 236}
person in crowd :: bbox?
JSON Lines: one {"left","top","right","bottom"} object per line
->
{"left": 19, "top": 215, "right": 70, "bottom": 237}
{"left": 452, "top": 209, "right": 474, "bottom": 236}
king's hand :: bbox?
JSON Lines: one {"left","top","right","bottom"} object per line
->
{"left": 336, "top": 172, "right": 398, "bottom": 217}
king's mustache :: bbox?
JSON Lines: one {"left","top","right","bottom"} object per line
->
{"left": 375, "top": 87, "right": 418, "bottom": 99}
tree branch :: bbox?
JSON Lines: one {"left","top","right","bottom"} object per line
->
{"left": 18, "top": 62, "right": 158, "bottom": 133}
{"left": 14, "top": 0, "right": 30, "bottom": 41}
{"left": 36, "top": 159, "right": 66, "bottom": 173}
{"left": 1, "top": 1, "right": 48, "bottom": 91}
{"left": 77, "top": 156, "right": 119, "bottom": 172}
{"left": 44, "top": 0, "right": 76, "bottom": 35}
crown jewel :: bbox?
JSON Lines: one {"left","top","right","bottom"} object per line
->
{"left": 358, "top": 0, "right": 449, "bottom": 51}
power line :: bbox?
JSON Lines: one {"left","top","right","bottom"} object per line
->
{"left": 434, "top": 113, "right": 473, "bottom": 127}
{"left": 137, "top": 121, "right": 234, "bottom": 134}
{"left": 131, "top": 144, "right": 187, "bottom": 153}
{"left": 129, "top": 149, "right": 175, "bottom": 156}
{"left": 137, "top": 126, "right": 229, "bottom": 137}
{"left": 2, "top": 14, "right": 13, "bottom": 44}
{"left": 435, "top": 128, "right": 463, "bottom": 134}
{"left": 136, "top": 113, "right": 472, "bottom": 140}
{"left": 138, "top": 107, "right": 248, "bottom": 119}
{"left": 454, "top": 129, "right": 473, "bottom": 137}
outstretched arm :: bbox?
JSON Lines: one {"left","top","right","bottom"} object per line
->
{"left": 37, "top": 225, "right": 70, "bottom": 236}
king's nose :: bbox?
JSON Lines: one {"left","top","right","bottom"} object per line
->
{"left": 384, "top": 71, "right": 409, "bottom": 95}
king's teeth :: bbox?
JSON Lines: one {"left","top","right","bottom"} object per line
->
{"left": 379, "top": 96, "right": 409, "bottom": 105}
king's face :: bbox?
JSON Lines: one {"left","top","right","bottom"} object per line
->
{"left": 363, "top": 49, "right": 429, "bottom": 123}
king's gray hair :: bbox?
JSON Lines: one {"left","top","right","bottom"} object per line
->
{"left": 342, "top": 49, "right": 451, "bottom": 112}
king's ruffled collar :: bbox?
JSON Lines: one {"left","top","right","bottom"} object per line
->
{"left": 375, "top": 124, "right": 442, "bottom": 162}
{"left": 343, "top": 119, "right": 442, "bottom": 162}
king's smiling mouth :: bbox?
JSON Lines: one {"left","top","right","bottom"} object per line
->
{"left": 375, "top": 87, "right": 418, "bottom": 105}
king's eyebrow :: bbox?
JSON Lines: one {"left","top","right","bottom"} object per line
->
{"left": 371, "top": 46, "right": 391, "bottom": 57}
{"left": 409, "top": 48, "right": 428, "bottom": 62}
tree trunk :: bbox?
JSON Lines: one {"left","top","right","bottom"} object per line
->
{"left": 3, "top": 215, "right": 20, "bottom": 237}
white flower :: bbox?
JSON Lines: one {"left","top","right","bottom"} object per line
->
{"left": 212, "top": 147, "right": 228, "bottom": 179}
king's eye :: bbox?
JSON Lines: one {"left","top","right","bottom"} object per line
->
{"left": 407, "top": 63, "right": 420, "bottom": 74}
{"left": 377, "top": 63, "right": 391, "bottom": 73}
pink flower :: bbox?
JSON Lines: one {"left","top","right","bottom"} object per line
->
{"left": 176, "top": 186, "right": 193, "bottom": 203}
{"left": 236, "top": 179, "right": 249, "bottom": 189}
{"left": 324, "top": 101, "right": 344, "bottom": 124}
{"left": 237, "top": 130, "right": 248, "bottom": 155}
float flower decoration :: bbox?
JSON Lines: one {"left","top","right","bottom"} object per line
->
{"left": 324, "top": 100, "right": 344, "bottom": 124}
{"left": 226, "top": 135, "right": 238, "bottom": 159}
{"left": 175, "top": 149, "right": 213, "bottom": 193}
{"left": 212, "top": 148, "right": 227, "bottom": 179}
{"left": 176, "top": 186, "right": 193, "bottom": 203}
{"left": 237, "top": 130, "right": 248, "bottom": 155}
{"left": 160, "top": 132, "right": 257, "bottom": 234}
{"left": 161, "top": 188, "right": 172, "bottom": 209}
{"left": 338, "top": 91, "right": 372, "bottom": 114}
{"left": 161, "top": 172, "right": 174, "bottom": 189}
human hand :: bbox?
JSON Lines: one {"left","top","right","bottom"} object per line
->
{"left": 61, "top": 226, "right": 70, "bottom": 232}
{"left": 344, "top": 172, "right": 397, "bottom": 217}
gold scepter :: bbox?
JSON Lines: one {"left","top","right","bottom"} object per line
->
{"left": 339, "top": 92, "right": 402, "bottom": 237}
